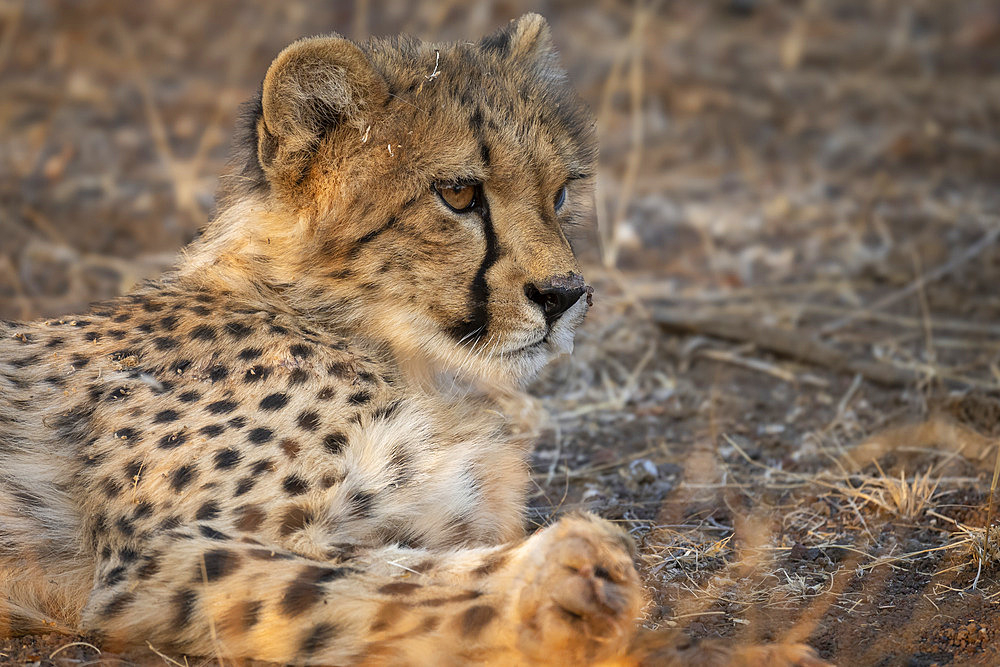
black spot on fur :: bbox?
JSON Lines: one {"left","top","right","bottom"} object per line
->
{"left": 473, "top": 551, "right": 509, "bottom": 577}
{"left": 244, "top": 365, "right": 271, "bottom": 383}
{"left": 102, "top": 592, "right": 135, "bottom": 618}
{"left": 250, "top": 459, "right": 273, "bottom": 476}
{"left": 118, "top": 547, "right": 139, "bottom": 563}
{"left": 282, "top": 475, "right": 309, "bottom": 496}
{"left": 322, "top": 432, "right": 347, "bottom": 455}
{"left": 289, "top": 344, "right": 313, "bottom": 359}
{"left": 111, "top": 426, "right": 142, "bottom": 444}
{"left": 153, "top": 336, "right": 178, "bottom": 351}
{"left": 348, "top": 391, "right": 371, "bottom": 405}
{"left": 115, "top": 517, "right": 135, "bottom": 537}
{"left": 53, "top": 403, "right": 95, "bottom": 440}
{"left": 206, "top": 399, "right": 238, "bottom": 415}
{"left": 172, "top": 589, "right": 197, "bottom": 627}
{"left": 158, "top": 430, "right": 189, "bottom": 449}
{"left": 229, "top": 599, "right": 262, "bottom": 632}
{"left": 320, "top": 470, "right": 344, "bottom": 488}
{"left": 104, "top": 565, "right": 128, "bottom": 587}
{"left": 124, "top": 459, "right": 143, "bottom": 481}
{"left": 259, "top": 392, "right": 289, "bottom": 410}
{"left": 201, "top": 424, "right": 226, "bottom": 438}
{"left": 470, "top": 106, "right": 484, "bottom": 130}
{"left": 214, "top": 447, "right": 242, "bottom": 469}
{"left": 178, "top": 390, "right": 201, "bottom": 403}
{"left": 171, "top": 359, "right": 193, "bottom": 375}
{"left": 459, "top": 604, "right": 497, "bottom": 638}
{"left": 159, "top": 515, "right": 182, "bottom": 531}
{"left": 209, "top": 364, "right": 229, "bottom": 382}
{"left": 299, "top": 623, "right": 337, "bottom": 657}
{"left": 229, "top": 416, "right": 248, "bottom": 429}
{"left": 133, "top": 502, "right": 154, "bottom": 520}
{"left": 316, "top": 387, "right": 335, "bottom": 400}
{"left": 189, "top": 324, "right": 217, "bottom": 341}
{"left": 349, "top": 490, "right": 376, "bottom": 517}
{"left": 199, "top": 548, "right": 240, "bottom": 582}
{"left": 296, "top": 410, "right": 320, "bottom": 431}
{"left": 137, "top": 555, "right": 160, "bottom": 580}
{"left": 234, "top": 477, "right": 256, "bottom": 497}
{"left": 198, "top": 525, "right": 229, "bottom": 540}
{"left": 280, "top": 566, "right": 350, "bottom": 617}
{"left": 153, "top": 409, "right": 180, "bottom": 424}
{"left": 279, "top": 505, "right": 313, "bottom": 536}
{"left": 288, "top": 368, "right": 309, "bottom": 386}
{"left": 238, "top": 347, "right": 263, "bottom": 361}
{"left": 225, "top": 322, "right": 253, "bottom": 340}
{"left": 372, "top": 400, "right": 402, "bottom": 421}
{"left": 234, "top": 504, "right": 266, "bottom": 531}
{"left": 247, "top": 547, "right": 295, "bottom": 560}
{"left": 356, "top": 216, "right": 397, "bottom": 245}
{"left": 195, "top": 501, "right": 221, "bottom": 521}
{"left": 378, "top": 581, "right": 422, "bottom": 595}
{"left": 247, "top": 427, "right": 274, "bottom": 444}
{"left": 170, "top": 465, "right": 198, "bottom": 491}
{"left": 327, "top": 362, "right": 351, "bottom": 378}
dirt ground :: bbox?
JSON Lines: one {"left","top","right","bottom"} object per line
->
{"left": 3, "top": 1, "right": 1000, "bottom": 665}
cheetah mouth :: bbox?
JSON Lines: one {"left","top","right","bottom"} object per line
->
{"left": 509, "top": 332, "right": 549, "bottom": 355}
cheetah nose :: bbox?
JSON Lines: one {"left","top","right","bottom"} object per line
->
{"left": 524, "top": 274, "right": 588, "bottom": 325}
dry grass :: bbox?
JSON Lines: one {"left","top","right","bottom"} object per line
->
{"left": 4, "top": 0, "right": 1000, "bottom": 664}
{"left": 835, "top": 463, "right": 941, "bottom": 521}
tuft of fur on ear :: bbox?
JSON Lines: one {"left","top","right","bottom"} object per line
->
{"left": 258, "top": 35, "right": 387, "bottom": 189}
{"left": 479, "top": 13, "right": 555, "bottom": 62}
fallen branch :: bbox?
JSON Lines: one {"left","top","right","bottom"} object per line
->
{"left": 652, "top": 307, "right": 920, "bottom": 387}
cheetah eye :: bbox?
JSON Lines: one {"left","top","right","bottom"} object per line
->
{"left": 434, "top": 183, "right": 477, "bottom": 212}
{"left": 554, "top": 184, "right": 568, "bottom": 211}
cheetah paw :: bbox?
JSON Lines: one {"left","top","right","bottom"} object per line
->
{"left": 506, "top": 513, "right": 644, "bottom": 664}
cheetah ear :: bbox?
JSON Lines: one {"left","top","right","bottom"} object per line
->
{"left": 257, "top": 35, "right": 388, "bottom": 187}
{"left": 480, "top": 13, "right": 556, "bottom": 63}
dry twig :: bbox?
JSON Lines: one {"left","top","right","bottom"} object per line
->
{"left": 653, "top": 306, "right": 921, "bottom": 387}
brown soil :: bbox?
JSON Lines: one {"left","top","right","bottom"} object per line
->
{"left": 3, "top": 1, "right": 1000, "bottom": 665}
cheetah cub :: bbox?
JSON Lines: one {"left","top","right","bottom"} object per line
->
{"left": 0, "top": 15, "right": 827, "bottom": 666}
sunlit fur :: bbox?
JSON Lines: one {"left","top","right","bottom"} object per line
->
{"left": 186, "top": 13, "right": 597, "bottom": 389}
{"left": 0, "top": 15, "right": 826, "bottom": 666}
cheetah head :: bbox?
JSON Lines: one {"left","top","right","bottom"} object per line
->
{"left": 204, "top": 14, "right": 596, "bottom": 387}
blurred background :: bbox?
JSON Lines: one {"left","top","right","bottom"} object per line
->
{"left": 2, "top": 1, "right": 1000, "bottom": 664}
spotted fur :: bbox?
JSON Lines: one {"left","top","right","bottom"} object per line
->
{"left": 0, "top": 15, "right": 825, "bottom": 666}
